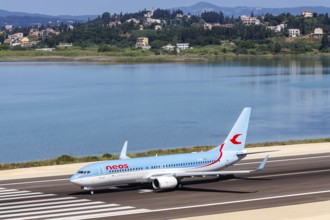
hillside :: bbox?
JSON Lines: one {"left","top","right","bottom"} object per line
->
{"left": 172, "top": 2, "right": 330, "bottom": 17}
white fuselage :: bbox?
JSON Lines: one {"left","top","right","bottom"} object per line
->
{"left": 70, "top": 149, "right": 243, "bottom": 188}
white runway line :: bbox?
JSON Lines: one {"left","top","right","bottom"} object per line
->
{"left": 0, "top": 196, "right": 76, "bottom": 206}
{"left": 5, "top": 206, "right": 135, "bottom": 220}
{"left": 0, "top": 187, "right": 141, "bottom": 220}
{"left": 258, "top": 169, "right": 330, "bottom": 178}
{"left": 0, "top": 199, "right": 91, "bottom": 210}
{"left": 0, "top": 201, "right": 106, "bottom": 214}
{"left": 0, "top": 192, "right": 42, "bottom": 198}
{"left": 45, "top": 189, "right": 329, "bottom": 220}
{"left": 0, "top": 189, "right": 18, "bottom": 193}
{"left": 47, "top": 209, "right": 152, "bottom": 220}
{"left": 0, "top": 190, "right": 30, "bottom": 196}
{"left": 151, "top": 189, "right": 330, "bottom": 212}
{"left": 0, "top": 194, "right": 55, "bottom": 201}
{"left": 0, "top": 178, "right": 68, "bottom": 186}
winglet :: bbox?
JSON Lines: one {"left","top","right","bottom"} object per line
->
{"left": 256, "top": 155, "right": 269, "bottom": 172}
{"left": 119, "top": 141, "right": 130, "bottom": 159}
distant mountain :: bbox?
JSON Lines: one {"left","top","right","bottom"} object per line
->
{"left": 0, "top": 9, "right": 98, "bottom": 26}
{"left": 172, "top": 1, "right": 330, "bottom": 17}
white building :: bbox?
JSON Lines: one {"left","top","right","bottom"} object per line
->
{"left": 36, "top": 48, "right": 55, "bottom": 51}
{"left": 58, "top": 43, "right": 73, "bottom": 47}
{"left": 155, "top": 25, "right": 162, "bottom": 30}
{"left": 135, "top": 37, "right": 149, "bottom": 47}
{"left": 8, "top": 33, "right": 23, "bottom": 40}
{"left": 146, "top": 18, "right": 163, "bottom": 24}
{"left": 176, "top": 13, "right": 183, "bottom": 18}
{"left": 4, "top": 25, "right": 13, "bottom": 31}
{"left": 162, "top": 44, "right": 175, "bottom": 51}
{"left": 268, "top": 23, "right": 287, "bottom": 33}
{"left": 313, "top": 28, "right": 324, "bottom": 37}
{"left": 126, "top": 18, "right": 140, "bottom": 24}
{"left": 301, "top": 10, "right": 313, "bottom": 18}
{"left": 288, "top": 29, "right": 301, "bottom": 37}
{"left": 176, "top": 43, "right": 189, "bottom": 50}
{"left": 240, "top": 15, "right": 260, "bottom": 25}
{"left": 144, "top": 11, "right": 154, "bottom": 18}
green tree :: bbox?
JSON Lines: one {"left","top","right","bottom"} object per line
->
{"left": 320, "top": 33, "right": 329, "bottom": 51}
{"left": 274, "top": 42, "right": 282, "bottom": 53}
{"left": 101, "top": 12, "right": 111, "bottom": 24}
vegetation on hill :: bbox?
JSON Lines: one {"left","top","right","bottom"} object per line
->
{"left": 1, "top": 9, "right": 330, "bottom": 57}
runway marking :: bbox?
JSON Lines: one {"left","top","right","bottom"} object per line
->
{"left": 1, "top": 204, "right": 122, "bottom": 218}
{"left": 0, "top": 189, "right": 18, "bottom": 192}
{"left": 0, "top": 199, "right": 91, "bottom": 210}
{"left": 47, "top": 209, "right": 152, "bottom": 220}
{"left": 0, "top": 201, "right": 107, "bottom": 215}
{"left": 257, "top": 168, "right": 330, "bottom": 178}
{"left": 0, "top": 194, "right": 55, "bottom": 201}
{"left": 44, "top": 190, "right": 330, "bottom": 219}
{"left": 236, "top": 154, "right": 330, "bottom": 166}
{"left": 0, "top": 190, "right": 30, "bottom": 196}
{"left": 0, "top": 196, "right": 76, "bottom": 206}
{"left": 0, "top": 192, "right": 42, "bottom": 198}
{"left": 0, "top": 178, "right": 68, "bottom": 186}
{"left": 6, "top": 206, "right": 136, "bottom": 220}
{"left": 150, "top": 189, "right": 330, "bottom": 212}
{"left": 0, "top": 187, "right": 149, "bottom": 220}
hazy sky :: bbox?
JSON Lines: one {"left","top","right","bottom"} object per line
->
{"left": 1, "top": 0, "right": 330, "bottom": 16}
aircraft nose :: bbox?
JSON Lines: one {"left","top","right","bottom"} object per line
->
{"left": 70, "top": 175, "right": 81, "bottom": 185}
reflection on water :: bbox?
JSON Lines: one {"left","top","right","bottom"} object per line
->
{"left": 217, "top": 56, "right": 330, "bottom": 74}
{"left": 0, "top": 56, "right": 329, "bottom": 163}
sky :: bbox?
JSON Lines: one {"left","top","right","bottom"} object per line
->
{"left": 1, "top": 0, "right": 330, "bottom": 16}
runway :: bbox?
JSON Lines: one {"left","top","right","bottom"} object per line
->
{"left": 0, "top": 153, "right": 329, "bottom": 220}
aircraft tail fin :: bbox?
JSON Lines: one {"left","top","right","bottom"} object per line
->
{"left": 223, "top": 107, "right": 251, "bottom": 151}
{"left": 211, "top": 107, "right": 251, "bottom": 153}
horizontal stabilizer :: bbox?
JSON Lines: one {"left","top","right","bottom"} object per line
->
{"left": 256, "top": 155, "right": 269, "bottom": 171}
{"left": 237, "top": 150, "right": 278, "bottom": 156}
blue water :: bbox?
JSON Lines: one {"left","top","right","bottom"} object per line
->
{"left": 0, "top": 57, "right": 330, "bottom": 163}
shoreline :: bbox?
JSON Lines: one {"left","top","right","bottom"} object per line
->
{"left": 0, "top": 142, "right": 329, "bottom": 180}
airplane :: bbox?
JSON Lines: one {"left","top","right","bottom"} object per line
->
{"left": 70, "top": 107, "right": 269, "bottom": 194}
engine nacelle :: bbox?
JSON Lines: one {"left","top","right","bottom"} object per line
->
{"left": 152, "top": 176, "right": 178, "bottom": 190}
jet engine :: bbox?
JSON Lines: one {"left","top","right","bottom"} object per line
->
{"left": 152, "top": 176, "right": 178, "bottom": 190}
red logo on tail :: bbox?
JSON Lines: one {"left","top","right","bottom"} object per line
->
{"left": 230, "top": 134, "right": 242, "bottom": 145}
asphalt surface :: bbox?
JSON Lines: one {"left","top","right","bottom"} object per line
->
{"left": 0, "top": 153, "right": 329, "bottom": 220}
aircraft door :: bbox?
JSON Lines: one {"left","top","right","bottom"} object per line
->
{"left": 98, "top": 166, "right": 106, "bottom": 180}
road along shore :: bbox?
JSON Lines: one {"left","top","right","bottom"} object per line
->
{"left": 0, "top": 142, "right": 329, "bottom": 181}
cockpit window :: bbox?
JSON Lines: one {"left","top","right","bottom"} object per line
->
{"left": 77, "top": 171, "right": 90, "bottom": 174}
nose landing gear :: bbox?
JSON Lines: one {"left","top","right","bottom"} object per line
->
{"left": 83, "top": 187, "right": 95, "bottom": 195}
